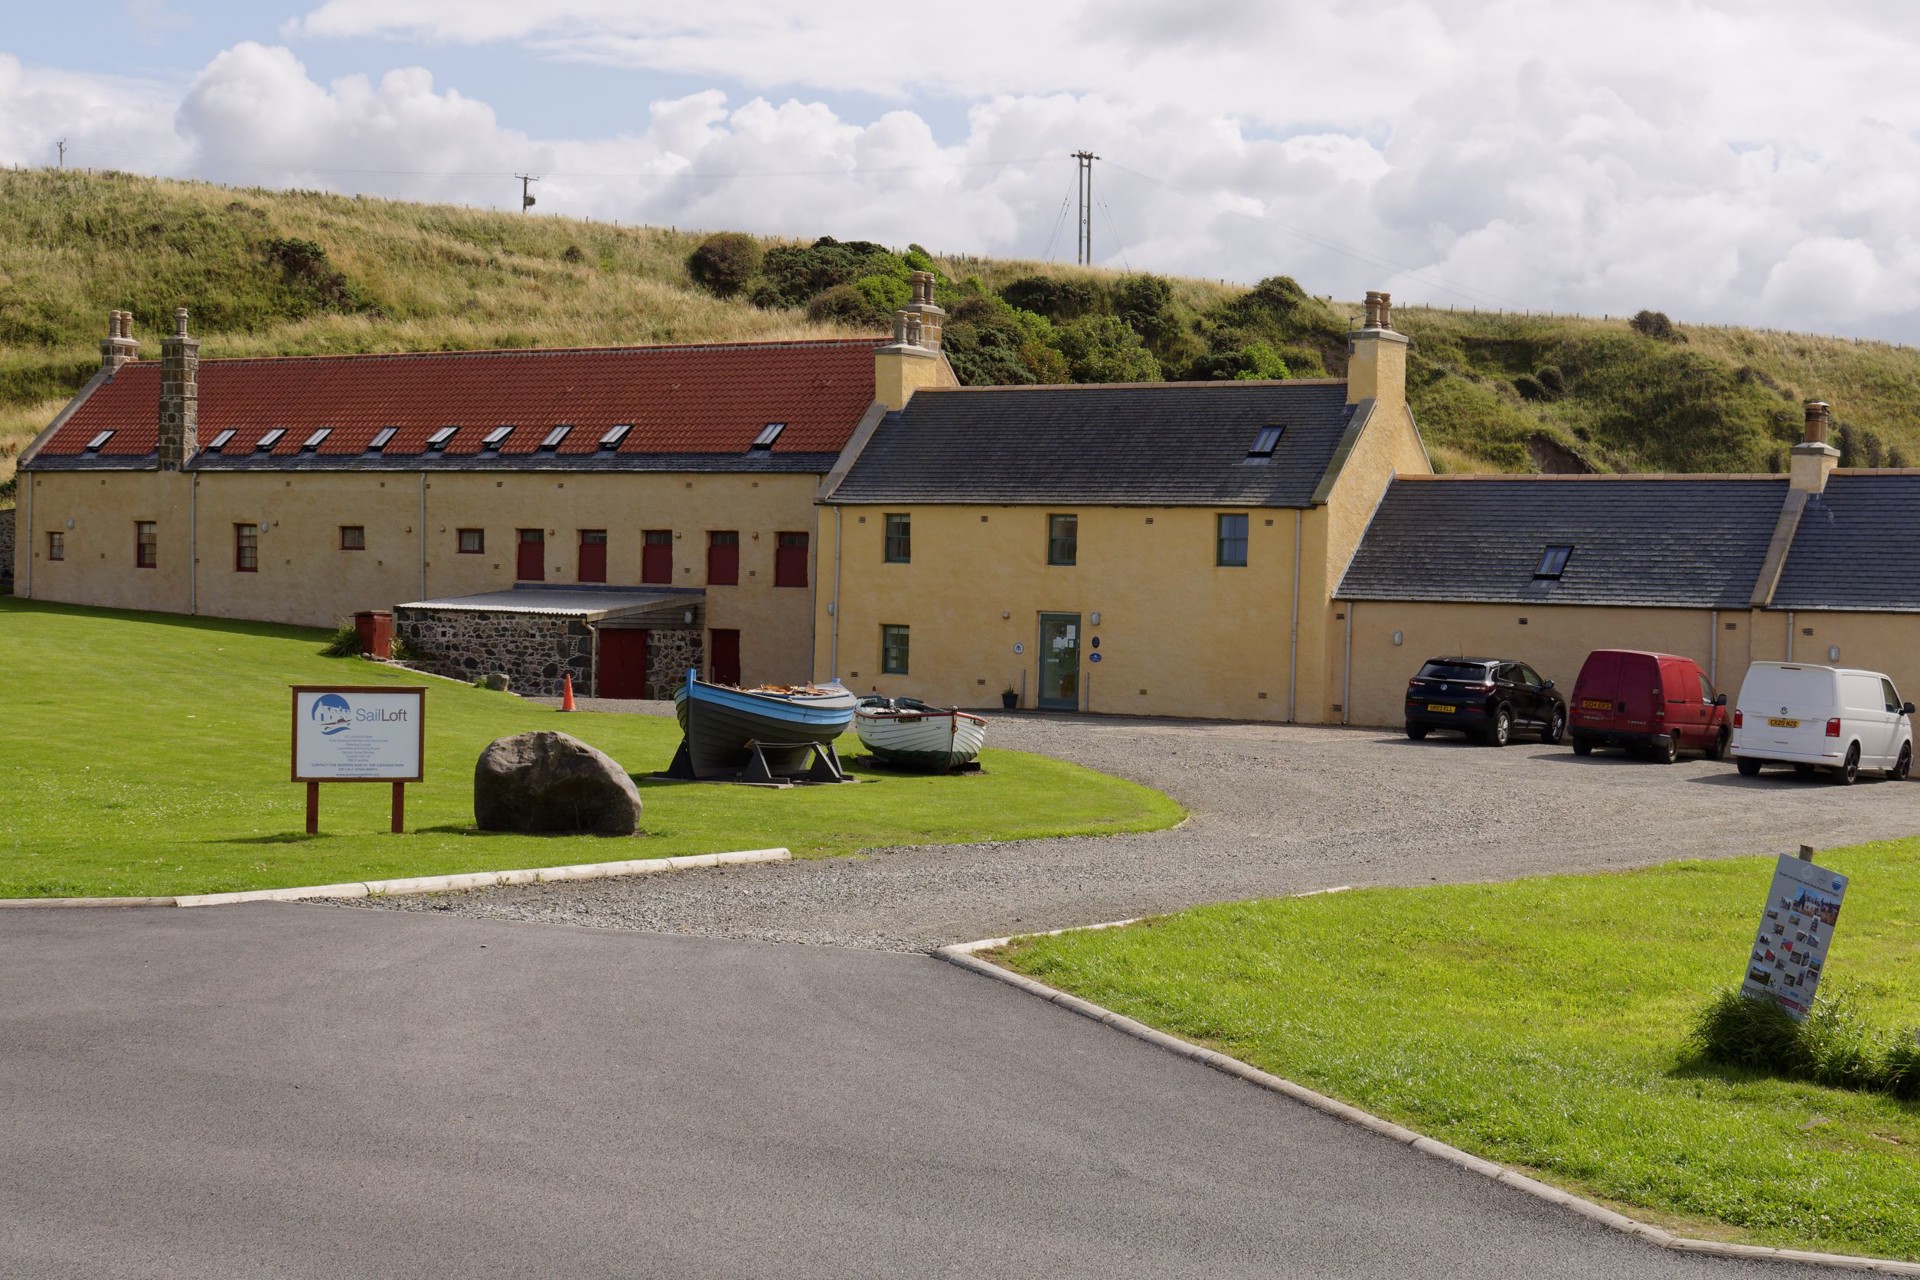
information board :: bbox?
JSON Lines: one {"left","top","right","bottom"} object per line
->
{"left": 1739, "top": 853, "right": 1848, "bottom": 1020}
{"left": 291, "top": 686, "right": 425, "bottom": 781}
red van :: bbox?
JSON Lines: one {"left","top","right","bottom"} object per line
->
{"left": 1568, "top": 650, "right": 1729, "bottom": 763}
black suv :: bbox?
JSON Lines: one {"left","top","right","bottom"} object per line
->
{"left": 1405, "top": 657, "right": 1567, "bottom": 746}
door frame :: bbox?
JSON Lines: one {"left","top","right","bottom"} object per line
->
{"left": 1037, "top": 612, "right": 1082, "bottom": 711}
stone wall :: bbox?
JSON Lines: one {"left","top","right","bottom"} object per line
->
{"left": 0, "top": 507, "right": 13, "bottom": 588}
{"left": 396, "top": 607, "right": 592, "bottom": 697}
{"left": 642, "top": 627, "right": 702, "bottom": 698}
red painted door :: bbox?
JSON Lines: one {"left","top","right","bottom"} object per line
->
{"left": 707, "top": 531, "right": 739, "bottom": 585}
{"left": 516, "top": 529, "right": 545, "bottom": 581}
{"left": 642, "top": 530, "right": 673, "bottom": 584}
{"left": 774, "top": 531, "right": 808, "bottom": 587}
{"left": 599, "top": 629, "right": 650, "bottom": 698}
{"left": 1618, "top": 652, "right": 1660, "bottom": 734}
{"left": 578, "top": 530, "right": 607, "bottom": 583}
{"left": 710, "top": 629, "right": 741, "bottom": 686}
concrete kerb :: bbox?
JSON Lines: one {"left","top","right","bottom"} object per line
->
{"left": 0, "top": 848, "right": 791, "bottom": 910}
{"left": 934, "top": 892, "right": 1920, "bottom": 1279}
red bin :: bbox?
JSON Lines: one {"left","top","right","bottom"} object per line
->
{"left": 353, "top": 610, "right": 393, "bottom": 660}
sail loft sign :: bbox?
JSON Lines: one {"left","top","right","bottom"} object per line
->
{"left": 290, "top": 685, "right": 425, "bottom": 835}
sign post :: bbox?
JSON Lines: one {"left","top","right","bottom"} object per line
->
{"left": 291, "top": 686, "right": 426, "bottom": 834}
{"left": 1740, "top": 852, "right": 1848, "bottom": 1020}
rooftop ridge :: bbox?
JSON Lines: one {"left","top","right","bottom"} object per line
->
{"left": 95, "top": 336, "right": 888, "bottom": 369}
{"left": 1395, "top": 472, "right": 1783, "bottom": 483}
{"left": 916, "top": 377, "right": 1348, "bottom": 393}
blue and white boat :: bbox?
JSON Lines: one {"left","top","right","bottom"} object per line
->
{"left": 669, "top": 670, "right": 856, "bottom": 779}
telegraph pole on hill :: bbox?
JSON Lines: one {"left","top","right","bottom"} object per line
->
{"left": 516, "top": 174, "right": 539, "bottom": 212}
{"left": 1073, "top": 150, "right": 1098, "bottom": 264}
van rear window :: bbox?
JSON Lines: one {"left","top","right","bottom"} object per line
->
{"left": 1418, "top": 661, "right": 1490, "bottom": 682}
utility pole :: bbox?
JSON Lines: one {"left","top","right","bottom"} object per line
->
{"left": 516, "top": 174, "right": 539, "bottom": 212}
{"left": 57, "top": 138, "right": 66, "bottom": 169}
{"left": 1072, "top": 150, "right": 1098, "bottom": 265}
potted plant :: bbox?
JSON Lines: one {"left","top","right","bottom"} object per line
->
{"left": 1000, "top": 683, "right": 1018, "bottom": 710}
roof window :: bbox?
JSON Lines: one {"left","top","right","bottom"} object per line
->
{"left": 207, "top": 429, "right": 236, "bottom": 451}
{"left": 1248, "top": 425, "right": 1285, "bottom": 457}
{"left": 482, "top": 426, "right": 513, "bottom": 451}
{"left": 368, "top": 427, "right": 397, "bottom": 453}
{"left": 300, "top": 428, "right": 331, "bottom": 453}
{"left": 426, "top": 427, "right": 457, "bottom": 452}
{"left": 750, "top": 422, "right": 786, "bottom": 451}
{"left": 83, "top": 430, "right": 114, "bottom": 453}
{"left": 1534, "top": 545, "right": 1573, "bottom": 579}
{"left": 599, "top": 423, "right": 632, "bottom": 450}
{"left": 256, "top": 429, "right": 286, "bottom": 452}
{"left": 539, "top": 425, "right": 571, "bottom": 451}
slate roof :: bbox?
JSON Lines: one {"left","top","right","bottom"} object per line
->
{"left": 1338, "top": 475, "right": 1789, "bottom": 608}
{"left": 28, "top": 339, "right": 880, "bottom": 471}
{"left": 826, "top": 381, "right": 1357, "bottom": 507}
{"left": 1773, "top": 473, "right": 1920, "bottom": 611}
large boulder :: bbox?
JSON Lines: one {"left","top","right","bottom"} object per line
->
{"left": 474, "top": 732, "right": 642, "bottom": 836}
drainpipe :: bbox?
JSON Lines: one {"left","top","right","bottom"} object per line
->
{"left": 1287, "top": 510, "right": 1302, "bottom": 722}
{"left": 418, "top": 473, "right": 427, "bottom": 599}
{"left": 828, "top": 505, "right": 843, "bottom": 678}
{"left": 1709, "top": 610, "right": 1718, "bottom": 686}
{"left": 188, "top": 475, "right": 197, "bottom": 615}
{"left": 1342, "top": 601, "right": 1354, "bottom": 726}
{"left": 21, "top": 471, "right": 32, "bottom": 598}
{"left": 1787, "top": 611, "right": 1795, "bottom": 662}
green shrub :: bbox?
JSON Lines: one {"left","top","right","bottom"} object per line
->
{"left": 1001, "top": 275, "right": 1105, "bottom": 322}
{"left": 1513, "top": 374, "right": 1548, "bottom": 401}
{"left": 1054, "top": 315, "right": 1161, "bottom": 383}
{"left": 319, "top": 623, "right": 361, "bottom": 657}
{"left": 687, "top": 232, "right": 763, "bottom": 297}
{"left": 1534, "top": 365, "right": 1565, "bottom": 395}
{"left": 1690, "top": 986, "right": 1919, "bottom": 1096}
{"left": 1629, "top": 309, "right": 1680, "bottom": 342}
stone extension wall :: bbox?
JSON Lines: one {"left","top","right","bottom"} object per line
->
{"left": 643, "top": 627, "right": 702, "bottom": 698}
{"left": 0, "top": 507, "right": 14, "bottom": 587}
{"left": 396, "top": 607, "right": 592, "bottom": 698}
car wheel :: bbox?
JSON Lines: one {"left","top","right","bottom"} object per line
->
{"left": 1656, "top": 733, "right": 1679, "bottom": 765}
{"left": 1571, "top": 736, "right": 1593, "bottom": 756}
{"left": 1833, "top": 743, "right": 1861, "bottom": 786}
{"left": 1705, "top": 728, "right": 1729, "bottom": 761}
{"left": 1485, "top": 706, "right": 1511, "bottom": 747}
{"left": 1542, "top": 705, "right": 1567, "bottom": 745}
{"left": 1736, "top": 756, "right": 1763, "bottom": 777}
{"left": 1893, "top": 743, "right": 1913, "bottom": 781}
{"left": 1405, "top": 723, "right": 1429, "bottom": 741}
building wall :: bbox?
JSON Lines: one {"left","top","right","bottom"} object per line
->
{"left": 1760, "top": 611, "right": 1920, "bottom": 706}
{"left": 816, "top": 503, "right": 1302, "bottom": 720}
{"left": 0, "top": 506, "right": 14, "bottom": 586}
{"left": 18, "top": 471, "right": 193, "bottom": 613}
{"left": 20, "top": 467, "right": 823, "bottom": 685}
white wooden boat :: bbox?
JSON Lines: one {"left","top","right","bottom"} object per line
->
{"left": 854, "top": 697, "right": 987, "bottom": 771}
{"left": 670, "top": 671, "right": 856, "bottom": 779}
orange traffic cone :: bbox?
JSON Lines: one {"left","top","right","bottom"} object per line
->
{"left": 561, "top": 674, "right": 577, "bottom": 712}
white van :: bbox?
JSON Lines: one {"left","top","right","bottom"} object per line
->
{"left": 1731, "top": 662, "right": 1914, "bottom": 784}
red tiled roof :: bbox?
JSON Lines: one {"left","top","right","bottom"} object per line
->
{"left": 38, "top": 339, "right": 882, "bottom": 459}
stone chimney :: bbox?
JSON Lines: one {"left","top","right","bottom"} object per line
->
{"left": 1345, "top": 288, "right": 1409, "bottom": 408}
{"left": 157, "top": 306, "right": 199, "bottom": 472}
{"left": 99, "top": 310, "right": 139, "bottom": 374}
{"left": 874, "top": 271, "right": 955, "bottom": 410}
{"left": 1790, "top": 399, "right": 1839, "bottom": 494}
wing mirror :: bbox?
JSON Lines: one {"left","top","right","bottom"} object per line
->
{"left": 1543, "top": 679, "right": 1555, "bottom": 691}
{"left": 1904, "top": 702, "right": 1916, "bottom": 717}
{"left": 1714, "top": 694, "right": 1728, "bottom": 706}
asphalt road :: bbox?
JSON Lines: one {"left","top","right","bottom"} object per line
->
{"left": 1, "top": 904, "right": 1831, "bottom": 1279}
{"left": 364, "top": 711, "right": 1920, "bottom": 949}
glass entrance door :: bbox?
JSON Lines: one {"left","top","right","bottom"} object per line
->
{"left": 1038, "top": 613, "right": 1081, "bottom": 710}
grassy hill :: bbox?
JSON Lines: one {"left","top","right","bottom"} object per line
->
{"left": 5, "top": 166, "right": 1920, "bottom": 499}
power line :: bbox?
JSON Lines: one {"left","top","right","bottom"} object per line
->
{"left": 1097, "top": 194, "right": 1130, "bottom": 274}
{"left": 1041, "top": 195, "right": 1072, "bottom": 262}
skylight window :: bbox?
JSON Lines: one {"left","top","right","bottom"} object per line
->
{"left": 207, "top": 429, "right": 236, "bottom": 451}
{"left": 539, "top": 425, "right": 571, "bottom": 451}
{"left": 83, "top": 430, "right": 114, "bottom": 453}
{"left": 750, "top": 422, "right": 786, "bottom": 450}
{"left": 426, "top": 427, "right": 457, "bottom": 452}
{"left": 1535, "top": 545, "right": 1573, "bottom": 579}
{"left": 482, "top": 426, "right": 513, "bottom": 451}
{"left": 256, "top": 429, "right": 286, "bottom": 452}
{"left": 1248, "top": 425, "right": 1285, "bottom": 457}
{"left": 599, "top": 423, "right": 632, "bottom": 450}
{"left": 368, "top": 427, "right": 397, "bottom": 453}
{"left": 300, "top": 428, "right": 331, "bottom": 452}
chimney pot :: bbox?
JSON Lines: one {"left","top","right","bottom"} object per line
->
{"left": 174, "top": 306, "right": 190, "bottom": 337}
{"left": 1364, "top": 290, "right": 1393, "bottom": 331}
{"left": 1804, "top": 400, "right": 1831, "bottom": 445}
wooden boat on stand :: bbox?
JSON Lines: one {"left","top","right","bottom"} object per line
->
{"left": 664, "top": 671, "right": 858, "bottom": 784}
{"left": 854, "top": 697, "right": 988, "bottom": 772}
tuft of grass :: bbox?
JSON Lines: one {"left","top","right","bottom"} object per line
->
{"left": 1692, "top": 986, "right": 1920, "bottom": 1096}
{"left": 0, "top": 598, "right": 1182, "bottom": 897}
{"left": 998, "top": 847, "right": 1920, "bottom": 1261}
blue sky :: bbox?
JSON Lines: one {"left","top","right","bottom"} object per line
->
{"left": 8, "top": 1, "right": 1920, "bottom": 341}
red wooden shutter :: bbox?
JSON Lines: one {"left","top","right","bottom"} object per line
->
{"left": 773, "top": 531, "right": 808, "bottom": 588}
{"left": 707, "top": 531, "right": 739, "bottom": 586}
{"left": 642, "top": 530, "right": 673, "bottom": 584}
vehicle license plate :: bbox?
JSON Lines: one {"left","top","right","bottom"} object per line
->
{"left": 1768, "top": 717, "right": 1799, "bottom": 728}
{"left": 1581, "top": 699, "right": 1611, "bottom": 710}
{"left": 1426, "top": 703, "right": 1456, "bottom": 714}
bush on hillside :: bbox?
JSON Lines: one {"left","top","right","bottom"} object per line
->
{"left": 1054, "top": 315, "right": 1161, "bottom": 384}
{"left": 262, "top": 237, "right": 366, "bottom": 314}
{"left": 1630, "top": 309, "right": 1683, "bottom": 342}
{"left": 1187, "top": 341, "right": 1292, "bottom": 381}
{"left": 1000, "top": 275, "right": 1105, "bottom": 322}
{"left": 687, "top": 232, "right": 763, "bottom": 297}
{"left": 752, "top": 237, "right": 903, "bottom": 309}
{"left": 1513, "top": 374, "right": 1548, "bottom": 401}
{"left": 1534, "top": 365, "right": 1565, "bottom": 396}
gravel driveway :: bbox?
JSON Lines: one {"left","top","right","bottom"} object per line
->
{"left": 354, "top": 707, "right": 1920, "bottom": 950}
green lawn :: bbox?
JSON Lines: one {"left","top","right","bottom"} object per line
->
{"left": 999, "top": 845, "right": 1920, "bottom": 1261}
{"left": 0, "top": 599, "right": 1182, "bottom": 897}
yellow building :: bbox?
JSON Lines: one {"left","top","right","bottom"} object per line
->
{"left": 816, "top": 292, "right": 1430, "bottom": 721}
